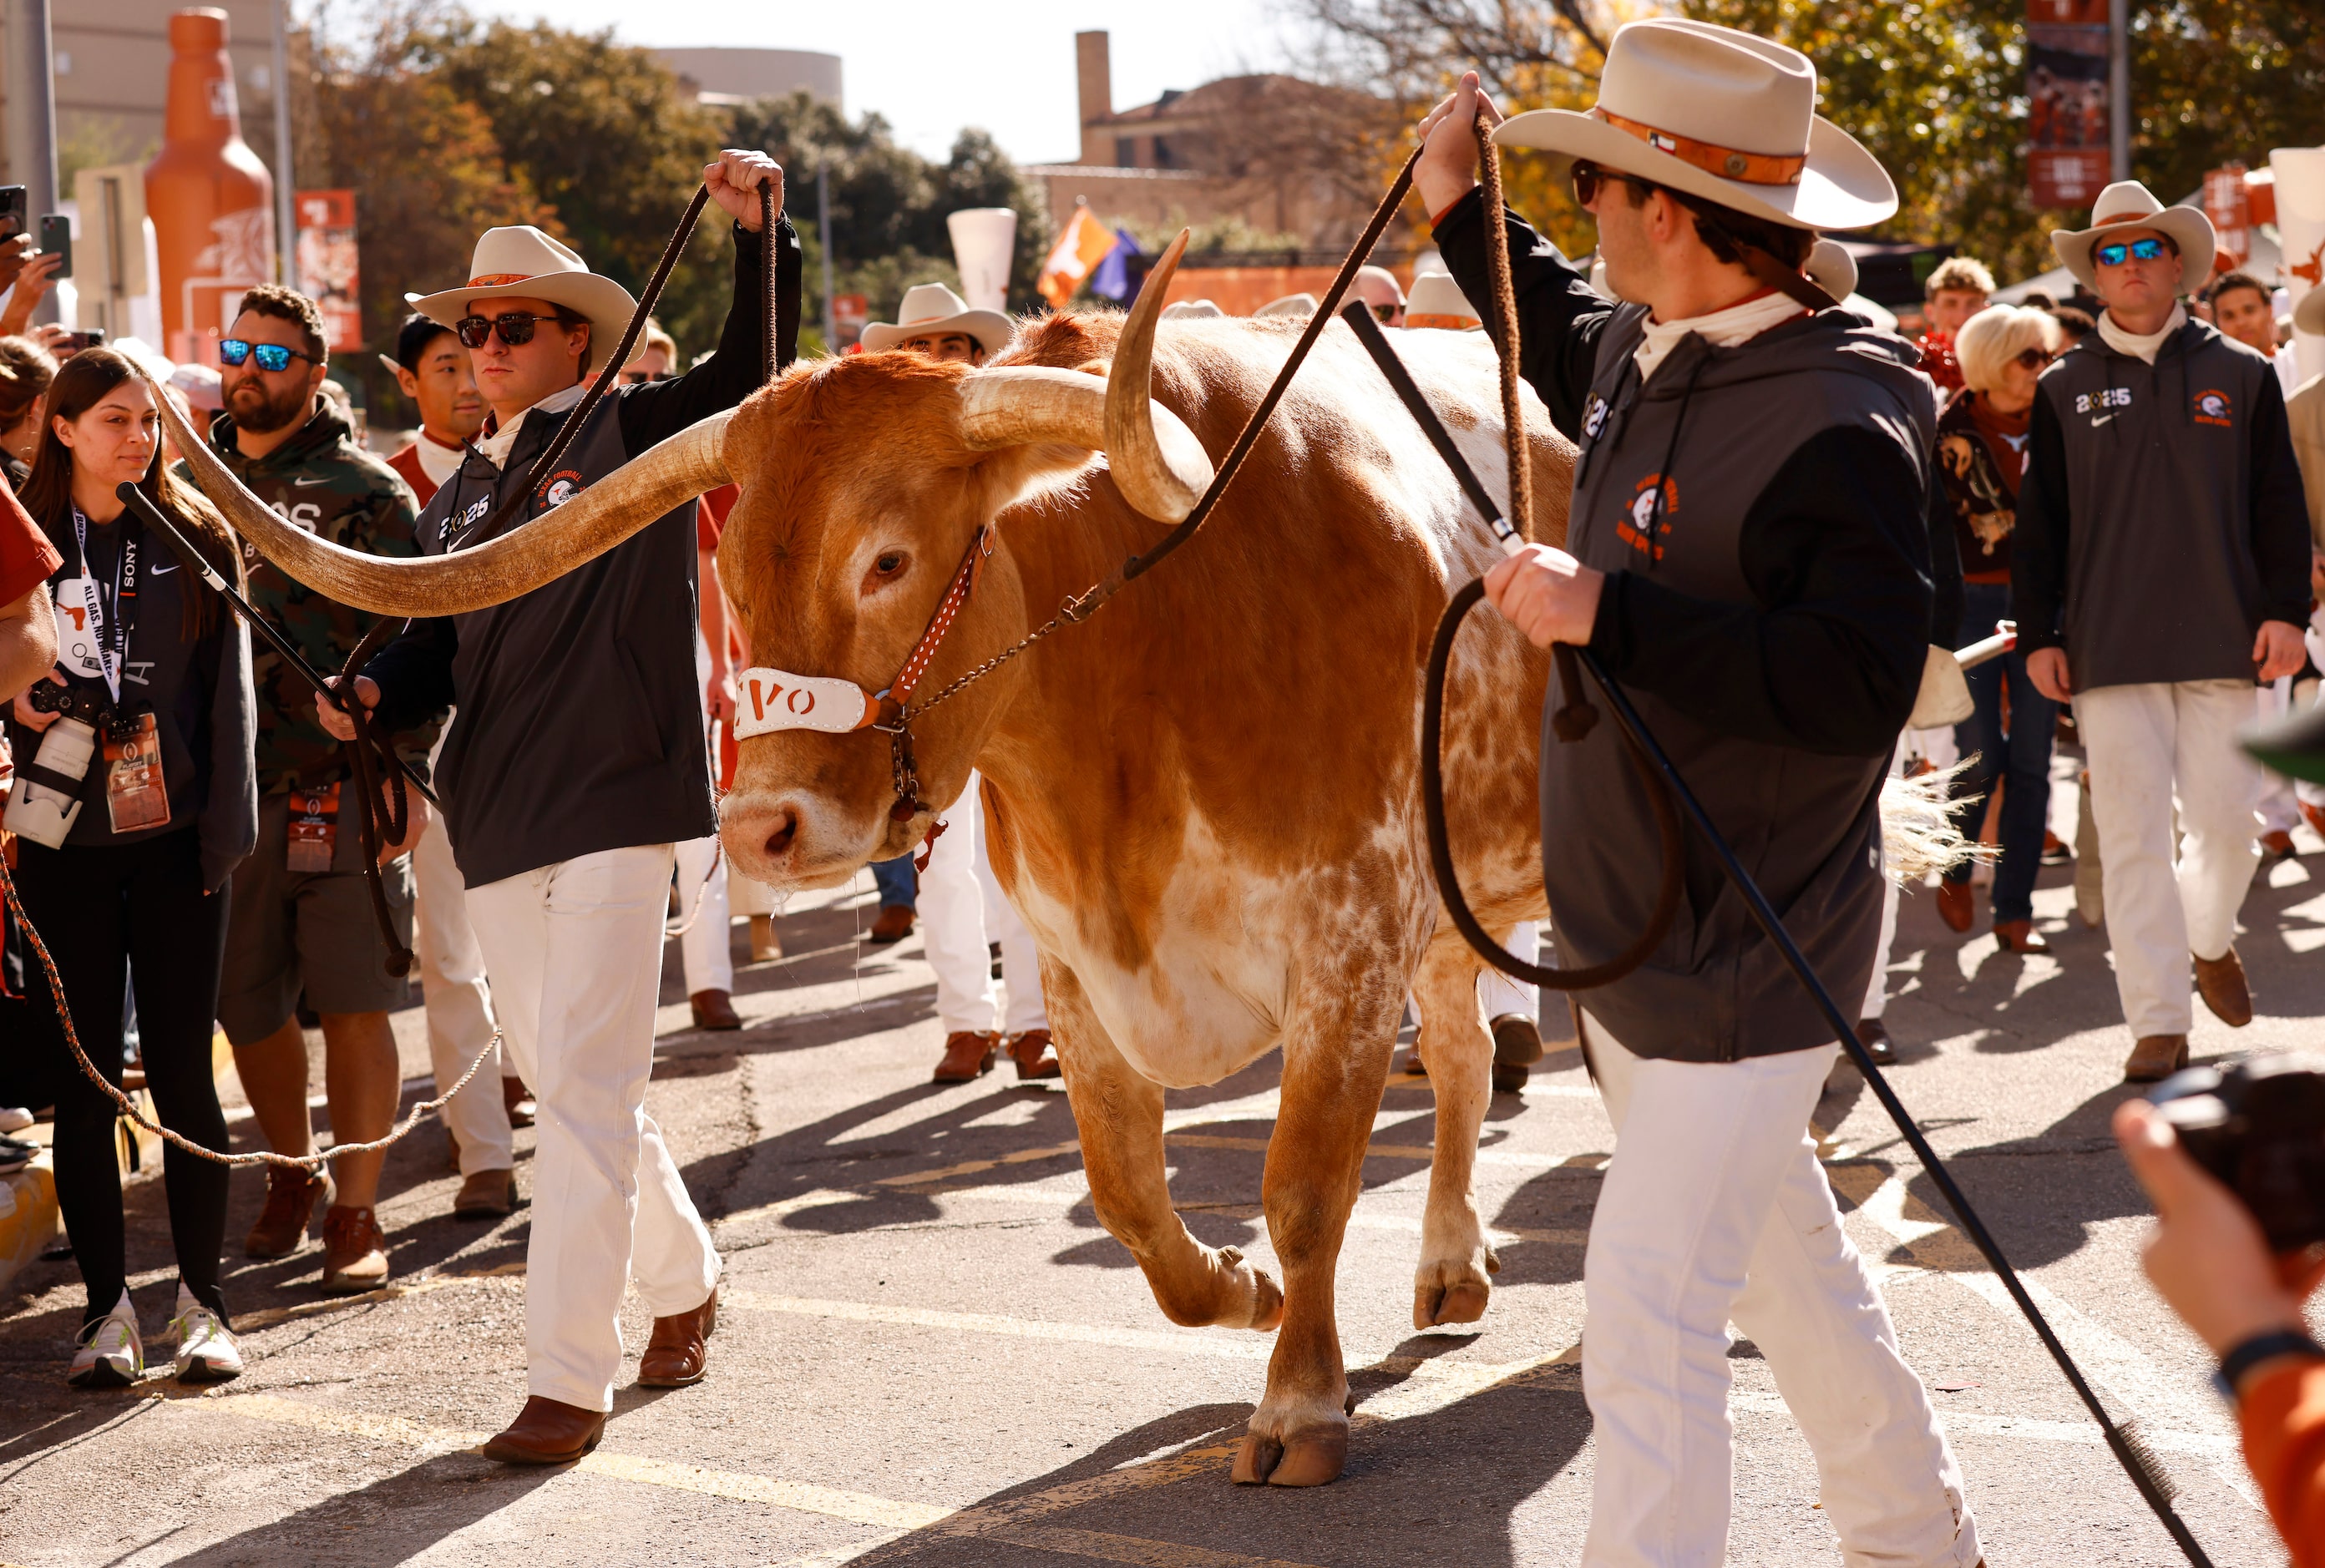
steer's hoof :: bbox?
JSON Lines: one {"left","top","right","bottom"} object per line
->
{"left": 1231, "top": 1427, "right": 1347, "bottom": 1487}
{"left": 1220, "top": 1247, "right": 1284, "bottom": 1332}
{"left": 1416, "top": 1279, "right": 1491, "bottom": 1328}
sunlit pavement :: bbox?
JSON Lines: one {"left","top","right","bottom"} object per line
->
{"left": 1, "top": 796, "right": 2315, "bottom": 1565}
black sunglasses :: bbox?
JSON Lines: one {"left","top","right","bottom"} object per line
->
{"left": 1572, "top": 159, "right": 1659, "bottom": 209}
{"left": 456, "top": 312, "right": 565, "bottom": 349}
{"left": 218, "top": 338, "right": 320, "bottom": 372}
{"left": 2013, "top": 346, "right": 2055, "bottom": 371}
{"left": 2094, "top": 236, "right": 2172, "bottom": 268}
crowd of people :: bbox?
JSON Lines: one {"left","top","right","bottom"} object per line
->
{"left": 1, "top": 16, "right": 2322, "bottom": 1559}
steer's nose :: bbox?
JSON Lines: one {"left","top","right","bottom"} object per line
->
{"left": 760, "top": 804, "right": 799, "bottom": 859}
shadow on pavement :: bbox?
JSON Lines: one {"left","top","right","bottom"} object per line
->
{"left": 165, "top": 1449, "right": 560, "bottom": 1566}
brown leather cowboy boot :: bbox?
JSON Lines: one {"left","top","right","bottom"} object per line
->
{"left": 481, "top": 1395, "right": 606, "bottom": 1464}
{"left": 2193, "top": 947, "right": 2252, "bottom": 1028}
{"left": 932, "top": 1031, "right": 1000, "bottom": 1083}
{"left": 637, "top": 1286, "right": 718, "bottom": 1388}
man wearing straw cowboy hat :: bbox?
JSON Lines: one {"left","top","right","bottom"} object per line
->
{"left": 1413, "top": 20, "right": 1978, "bottom": 1565}
{"left": 312, "top": 150, "right": 800, "bottom": 1464}
{"left": 2013, "top": 180, "right": 2311, "bottom": 1085}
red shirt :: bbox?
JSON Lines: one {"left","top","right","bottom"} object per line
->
{"left": 696, "top": 483, "right": 737, "bottom": 554}
{"left": 1915, "top": 330, "right": 1963, "bottom": 394}
{"left": 2246, "top": 1359, "right": 2325, "bottom": 1566}
{"left": 386, "top": 442, "right": 435, "bottom": 508}
{"left": 0, "top": 468, "right": 59, "bottom": 605}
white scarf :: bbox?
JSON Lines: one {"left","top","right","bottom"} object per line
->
{"left": 1634, "top": 291, "right": 1806, "bottom": 383}
{"left": 2097, "top": 302, "right": 2186, "bottom": 364}
{"left": 476, "top": 382, "right": 589, "bottom": 471}
{"left": 413, "top": 429, "right": 465, "bottom": 488}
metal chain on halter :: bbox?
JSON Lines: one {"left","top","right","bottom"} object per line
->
{"left": 1, "top": 859, "right": 502, "bottom": 1172}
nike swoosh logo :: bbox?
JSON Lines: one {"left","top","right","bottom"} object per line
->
{"left": 147, "top": 561, "right": 180, "bottom": 575}
{"left": 291, "top": 477, "right": 337, "bottom": 489}
{"left": 2089, "top": 413, "right": 2117, "bottom": 426}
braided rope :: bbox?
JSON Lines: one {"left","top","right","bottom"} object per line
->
{"left": 1473, "top": 115, "right": 1532, "bottom": 543}
{"left": 3, "top": 858, "right": 501, "bottom": 1172}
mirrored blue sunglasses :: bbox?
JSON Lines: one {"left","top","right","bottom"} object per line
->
{"left": 2094, "top": 237, "right": 2171, "bottom": 268}
{"left": 218, "top": 339, "right": 320, "bottom": 372}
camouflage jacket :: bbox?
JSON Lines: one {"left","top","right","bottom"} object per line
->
{"left": 187, "top": 399, "right": 444, "bottom": 795}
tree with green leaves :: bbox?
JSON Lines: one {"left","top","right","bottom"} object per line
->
{"left": 1296, "top": 0, "right": 2325, "bottom": 282}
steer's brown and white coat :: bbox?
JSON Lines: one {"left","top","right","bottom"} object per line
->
{"left": 154, "top": 270, "right": 1574, "bottom": 1489}
{"left": 717, "top": 309, "right": 1569, "bottom": 1486}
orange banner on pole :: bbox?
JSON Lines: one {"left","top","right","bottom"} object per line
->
{"left": 1037, "top": 203, "right": 1117, "bottom": 311}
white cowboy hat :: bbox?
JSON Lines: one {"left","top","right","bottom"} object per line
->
{"left": 1405, "top": 271, "right": 1482, "bottom": 329}
{"left": 1494, "top": 18, "right": 1896, "bottom": 232}
{"left": 859, "top": 282, "right": 1014, "bottom": 357}
{"left": 2049, "top": 181, "right": 2216, "bottom": 294}
{"left": 1805, "top": 239, "right": 1857, "bottom": 301}
{"left": 1159, "top": 298, "right": 1225, "bottom": 321}
{"left": 1254, "top": 292, "right": 1319, "bottom": 319}
{"left": 408, "top": 226, "right": 639, "bottom": 376}
{"left": 2297, "top": 286, "right": 2325, "bottom": 338}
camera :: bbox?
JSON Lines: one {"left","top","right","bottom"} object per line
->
{"left": 2150, "top": 1054, "right": 2325, "bottom": 1252}
{"left": 3, "top": 685, "right": 144, "bottom": 850}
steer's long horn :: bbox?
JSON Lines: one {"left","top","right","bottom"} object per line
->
{"left": 150, "top": 372, "right": 733, "bottom": 618}
{"left": 955, "top": 230, "right": 1213, "bottom": 523}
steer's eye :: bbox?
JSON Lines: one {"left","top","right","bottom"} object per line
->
{"left": 863, "top": 550, "right": 909, "bottom": 594}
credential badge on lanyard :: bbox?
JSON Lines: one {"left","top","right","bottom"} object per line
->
{"left": 66, "top": 503, "right": 137, "bottom": 703}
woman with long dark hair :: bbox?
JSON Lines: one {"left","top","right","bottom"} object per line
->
{"left": 5, "top": 347, "right": 256, "bottom": 1386}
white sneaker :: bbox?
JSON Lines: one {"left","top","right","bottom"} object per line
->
{"left": 168, "top": 1285, "right": 242, "bottom": 1383}
{"left": 0, "top": 1106, "right": 33, "bottom": 1133}
{"left": 68, "top": 1292, "right": 143, "bottom": 1388}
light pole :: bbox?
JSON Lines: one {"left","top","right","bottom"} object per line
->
{"left": 818, "top": 164, "right": 835, "bottom": 351}
{"left": 8, "top": 0, "right": 59, "bottom": 324}
{"left": 2108, "top": 0, "right": 2130, "bottom": 184}
{"left": 271, "top": 0, "right": 296, "bottom": 286}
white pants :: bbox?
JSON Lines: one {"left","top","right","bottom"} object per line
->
{"left": 2075, "top": 680, "right": 2260, "bottom": 1038}
{"left": 677, "top": 631, "right": 736, "bottom": 994}
{"left": 467, "top": 845, "right": 720, "bottom": 1412}
{"left": 919, "top": 772, "right": 1047, "bottom": 1035}
{"left": 1478, "top": 921, "right": 1539, "bottom": 1023}
{"left": 2257, "top": 682, "right": 2303, "bottom": 833}
{"left": 1580, "top": 1018, "right": 1977, "bottom": 1568}
{"left": 674, "top": 836, "right": 732, "bottom": 996}
{"left": 411, "top": 806, "right": 512, "bottom": 1176}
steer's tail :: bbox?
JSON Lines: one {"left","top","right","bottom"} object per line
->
{"left": 1879, "top": 763, "right": 1989, "bottom": 886}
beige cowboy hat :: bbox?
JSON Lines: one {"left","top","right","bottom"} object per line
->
{"left": 1159, "top": 298, "right": 1226, "bottom": 321}
{"left": 1494, "top": 18, "right": 1896, "bottom": 233}
{"left": 407, "top": 226, "right": 639, "bottom": 377}
{"left": 2297, "top": 286, "right": 2325, "bottom": 338}
{"left": 2050, "top": 181, "right": 2216, "bottom": 293}
{"left": 1805, "top": 239, "right": 1857, "bottom": 301}
{"left": 1254, "top": 292, "right": 1319, "bottom": 319}
{"left": 860, "top": 282, "right": 1014, "bottom": 357}
{"left": 1405, "top": 271, "right": 1482, "bottom": 329}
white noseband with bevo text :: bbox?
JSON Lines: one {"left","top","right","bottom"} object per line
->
{"left": 732, "top": 669, "right": 878, "bottom": 737}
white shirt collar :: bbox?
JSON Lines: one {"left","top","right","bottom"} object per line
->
{"left": 413, "top": 428, "right": 466, "bottom": 488}
{"left": 1634, "top": 291, "right": 1807, "bottom": 383}
{"left": 2097, "top": 303, "right": 2187, "bottom": 364}
{"left": 476, "top": 382, "right": 590, "bottom": 471}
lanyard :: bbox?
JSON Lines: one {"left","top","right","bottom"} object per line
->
{"left": 70, "top": 501, "right": 139, "bottom": 704}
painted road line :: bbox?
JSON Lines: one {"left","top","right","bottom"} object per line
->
{"left": 181, "top": 1388, "right": 946, "bottom": 1531}
{"left": 1830, "top": 1165, "right": 2253, "bottom": 1506}
{"left": 180, "top": 1383, "right": 1308, "bottom": 1568}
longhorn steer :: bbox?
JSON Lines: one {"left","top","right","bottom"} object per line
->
{"left": 717, "top": 291, "right": 1570, "bottom": 1486}
{"left": 149, "top": 251, "right": 1573, "bottom": 1489}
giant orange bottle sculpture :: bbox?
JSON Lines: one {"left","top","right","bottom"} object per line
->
{"left": 146, "top": 8, "right": 275, "bottom": 367}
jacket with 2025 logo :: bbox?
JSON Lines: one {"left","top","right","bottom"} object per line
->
{"left": 2013, "top": 317, "right": 2311, "bottom": 692}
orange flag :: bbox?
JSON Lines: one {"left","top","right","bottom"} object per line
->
{"left": 1038, "top": 204, "right": 1118, "bottom": 310}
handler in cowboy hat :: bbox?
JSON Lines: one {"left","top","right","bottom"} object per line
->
{"left": 862, "top": 281, "right": 1011, "bottom": 365}
{"left": 1415, "top": 22, "right": 1978, "bottom": 1565}
{"left": 2015, "top": 181, "right": 2312, "bottom": 1083}
{"left": 317, "top": 149, "right": 800, "bottom": 1464}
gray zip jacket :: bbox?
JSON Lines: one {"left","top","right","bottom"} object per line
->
{"left": 2013, "top": 316, "right": 2311, "bottom": 690}
{"left": 364, "top": 220, "right": 799, "bottom": 887}
{"left": 1432, "top": 191, "right": 1938, "bottom": 1061}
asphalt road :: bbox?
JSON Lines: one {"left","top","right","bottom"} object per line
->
{"left": 2, "top": 792, "right": 2317, "bottom": 1566}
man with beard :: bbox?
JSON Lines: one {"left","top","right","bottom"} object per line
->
{"left": 196, "top": 286, "right": 443, "bottom": 1292}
